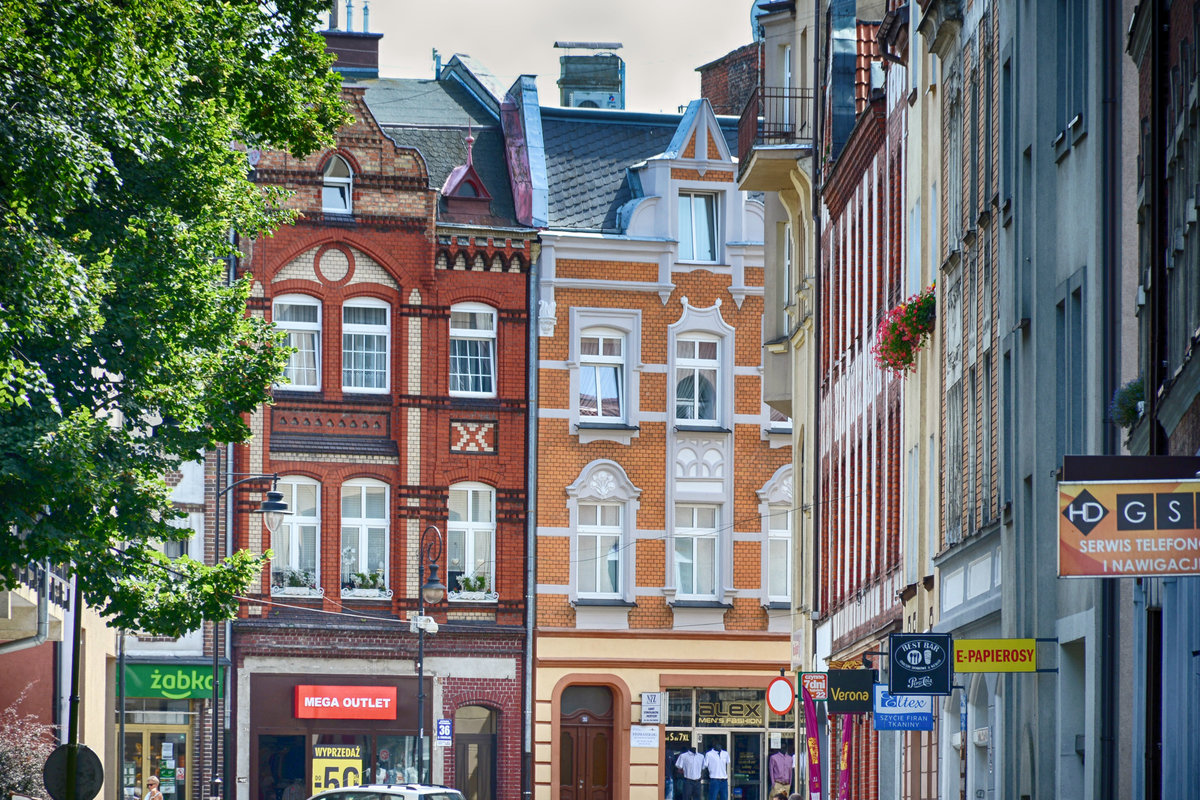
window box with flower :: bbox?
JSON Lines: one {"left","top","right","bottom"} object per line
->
{"left": 271, "top": 568, "right": 323, "bottom": 597}
{"left": 447, "top": 573, "right": 498, "bottom": 603}
{"left": 871, "top": 284, "right": 936, "bottom": 374}
{"left": 341, "top": 570, "right": 393, "bottom": 599}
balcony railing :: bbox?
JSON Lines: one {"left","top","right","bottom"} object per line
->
{"left": 19, "top": 562, "right": 73, "bottom": 610}
{"left": 738, "top": 86, "right": 815, "bottom": 168}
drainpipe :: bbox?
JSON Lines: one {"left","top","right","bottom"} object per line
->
{"left": 0, "top": 560, "right": 52, "bottom": 654}
{"left": 522, "top": 250, "right": 539, "bottom": 800}
{"left": 810, "top": 0, "right": 825, "bottom": 634}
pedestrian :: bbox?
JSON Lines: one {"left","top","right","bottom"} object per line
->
{"left": 703, "top": 740, "right": 730, "bottom": 800}
{"left": 675, "top": 745, "right": 703, "bottom": 800}
{"left": 145, "top": 777, "right": 163, "bottom": 800}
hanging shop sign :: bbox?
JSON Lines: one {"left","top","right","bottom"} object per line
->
{"left": 1058, "top": 480, "right": 1200, "bottom": 577}
{"left": 888, "top": 633, "right": 952, "bottom": 695}
{"left": 825, "top": 669, "right": 874, "bottom": 713}
{"left": 766, "top": 677, "right": 795, "bottom": 715}
{"left": 121, "top": 664, "right": 222, "bottom": 700}
{"left": 294, "top": 685, "right": 398, "bottom": 720}
{"left": 953, "top": 638, "right": 1037, "bottom": 672}
{"left": 800, "top": 672, "right": 828, "bottom": 701}
{"left": 311, "top": 743, "right": 364, "bottom": 795}
{"left": 872, "top": 686, "right": 934, "bottom": 731}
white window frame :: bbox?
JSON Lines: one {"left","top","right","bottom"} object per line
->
{"left": 340, "top": 479, "right": 390, "bottom": 598}
{"left": 323, "top": 155, "right": 353, "bottom": 214}
{"left": 678, "top": 191, "right": 719, "bottom": 263}
{"left": 341, "top": 298, "right": 390, "bottom": 393}
{"left": 449, "top": 303, "right": 497, "bottom": 398}
{"left": 766, "top": 506, "right": 793, "bottom": 603}
{"left": 673, "top": 503, "right": 720, "bottom": 600}
{"left": 578, "top": 328, "right": 626, "bottom": 423}
{"left": 274, "top": 294, "right": 321, "bottom": 391}
{"left": 569, "top": 308, "right": 642, "bottom": 445}
{"left": 674, "top": 335, "right": 721, "bottom": 426}
{"left": 757, "top": 464, "right": 794, "bottom": 607}
{"left": 577, "top": 502, "right": 624, "bottom": 599}
{"left": 565, "top": 460, "right": 642, "bottom": 608}
{"left": 271, "top": 477, "right": 322, "bottom": 596}
{"left": 447, "top": 482, "right": 497, "bottom": 598}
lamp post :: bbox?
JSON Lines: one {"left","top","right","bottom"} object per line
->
{"left": 208, "top": 466, "right": 289, "bottom": 800}
{"left": 415, "top": 525, "right": 446, "bottom": 785}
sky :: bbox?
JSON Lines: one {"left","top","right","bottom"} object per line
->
{"left": 363, "top": 0, "right": 757, "bottom": 114}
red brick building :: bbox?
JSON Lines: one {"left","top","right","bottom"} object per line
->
{"left": 227, "top": 48, "right": 534, "bottom": 800}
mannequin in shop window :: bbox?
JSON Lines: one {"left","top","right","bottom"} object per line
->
{"left": 702, "top": 740, "right": 729, "bottom": 800}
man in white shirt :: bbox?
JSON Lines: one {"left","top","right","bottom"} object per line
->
{"left": 703, "top": 741, "right": 730, "bottom": 800}
{"left": 675, "top": 746, "right": 703, "bottom": 800}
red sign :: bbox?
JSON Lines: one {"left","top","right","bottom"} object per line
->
{"left": 800, "top": 672, "right": 827, "bottom": 701}
{"left": 767, "top": 677, "right": 795, "bottom": 715}
{"left": 294, "top": 685, "right": 398, "bottom": 720}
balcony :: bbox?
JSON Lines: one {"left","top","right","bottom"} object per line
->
{"left": 737, "top": 86, "right": 815, "bottom": 190}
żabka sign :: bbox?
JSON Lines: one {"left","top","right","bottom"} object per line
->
{"left": 294, "top": 685, "right": 398, "bottom": 720}
{"left": 1058, "top": 480, "right": 1200, "bottom": 577}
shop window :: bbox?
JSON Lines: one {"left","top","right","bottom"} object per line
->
{"left": 449, "top": 303, "right": 497, "bottom": 397}
{"left": 342, "top": 299, "right": 390, "bottom": 393}
{"left": 274, "top": 295, "right": 321, "bottom": 390}
{"left": 340, "top": 480, "right": 389, "bottom": 597}
{"left": 322, "top": 155, "right": 353, "bottom": 214}
{"left": 448, "top": 482, "right": 495, "bottom": 595}
{"left": 257, "top": 734, "right": 306, "bottom": 800}
{"left": 271, "top": 477, "right": 321, "bottom": 596}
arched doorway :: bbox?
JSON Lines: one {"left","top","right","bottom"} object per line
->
{"left": 559, "top": 686, "right": 614, "bottom": 800}
{"left": 455, "top": 705, "right": 496, "bottom": 800}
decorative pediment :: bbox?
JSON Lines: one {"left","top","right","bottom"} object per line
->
{"left": 566, "top": 459, "right": 642, "bottom": 503}
{"left": 757, "top": 464, "right": 793, "bottom": 506}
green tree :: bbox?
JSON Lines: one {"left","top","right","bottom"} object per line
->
{"left": 0, "top": 0, "right": 348, "bottom": 634}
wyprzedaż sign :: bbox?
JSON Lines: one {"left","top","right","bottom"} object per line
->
{"left": 872, "top": 686, "right": 934, "bottom": 731}
{"left": 1058, "top": 480, "right": 1200, "bottom": 577}
{"left": 294, "top": 685, "right": 398, "bottom": 720}
{"left": 953, "top": 638, "right": 1037, "bottom": 672}
{"left": 311, "top": 743, "right": 363, "bottom": 795}
{"left": 825, "top": 669, "right": 874, "bottom": 713}
{"left": 888, "top": 633, "right": 952, "bottom": 695}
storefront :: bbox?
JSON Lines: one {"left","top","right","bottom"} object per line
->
{"left": 663, "top": 688, "right": 797, "bottom": 800}
{"left": 119, "top": 663, "right": 223, "bottom": 800}
{"left": 248, "top": 673, "right": 434, "bottom": 800}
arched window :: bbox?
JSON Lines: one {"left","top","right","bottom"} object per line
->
{"left": 566, "top": 460, "right": 641, "bottom": 603}
{"left": 340, "top": 479, "right": 389, "bottom": 596}
{"left": 271, "top": 477, "right": 321, "bottom": 595}
{"left": 322, "top": 155, "right": 353, "bottom": 214}
{"left": 448, "top": 482, "right": 496, "bottom": 594}
{"left": 274, "top": 294, "right": 321, "bottom": 390}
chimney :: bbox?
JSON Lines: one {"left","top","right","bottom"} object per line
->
{"left": 322, "top": 0, "right": 382, "bottom": 80}
{"left": 554, "top": 42, "right": 625, "bottom": 109}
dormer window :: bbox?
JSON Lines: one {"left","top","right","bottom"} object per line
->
{"left": 322, "top": 155, "right": 352, "bottom": 214}
{"left": 679, "top": 191, "right": 717, "bottom": 262}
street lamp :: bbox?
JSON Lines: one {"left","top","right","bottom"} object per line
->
{"left": 414, "top": 525, "right": 446, "bottom": 785}
{"left": 208, "top": 468, "right": 289, "bottom": 800}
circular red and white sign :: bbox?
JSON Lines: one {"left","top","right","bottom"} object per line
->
{"left": 767, "top": 676, "right": 795, "bottom": 715}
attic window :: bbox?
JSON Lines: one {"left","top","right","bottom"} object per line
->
{"left": 457, "top": 182, "right": 479, "bottom": 198}
{"left": 322, "top": 155, "right": 353, "bottom": 214}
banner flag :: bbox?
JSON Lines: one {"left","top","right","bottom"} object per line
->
{"left": 837, "top": 715, "right": 853, "bottom": 800}
{"left": 802, "top": 685, "right": 822, "bottom": 800}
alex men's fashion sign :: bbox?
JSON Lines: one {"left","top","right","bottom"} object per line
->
{"left": 953, "top": 638, "right": 1037, "bottom": 672}
{"left": 1058, "top": 479, "right": 1200, "bottom": 577}
{"left": 888, "top": 633, "right": 952, "bottom": 695}
{"left": 294, "top": 685, "right": 398, "bottom": 720}
{"left": 824, "top": 669, "right": 874, "bottom": 713}
{"left": 122, "top": 664, "right": 222, "bottom": 699}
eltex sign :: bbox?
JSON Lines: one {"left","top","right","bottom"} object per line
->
{"left": 953, "top": 638, "right": 1037, "bottom": 672}
{"left": 888, "top": 633, "right": 952, "bottom": 695}
{"left": 294, "top": 685, "right": 398, "bottom": 720}
{"left": 872, "top": 686, "right": 934, "bottom": 731}
{"left": 1058, "top": 480, "right": 1200, "bottom": 577}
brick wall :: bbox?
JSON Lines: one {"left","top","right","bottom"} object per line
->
{"left": 699, "top": 43, "right": 762, "bottom": 116}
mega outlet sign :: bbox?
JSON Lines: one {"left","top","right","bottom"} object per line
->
{"left": 294, "top": 685, "right": 398, "bottom": 720}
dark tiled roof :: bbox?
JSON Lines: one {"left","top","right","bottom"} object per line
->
{"left": 360, "top": 78, "right": 518, "bottom": 226}
{"left": 541, "top": 108, "right": 739, "bottom": 232}
{"left": 270, "top": 434, "right": 398, "bottom": 458}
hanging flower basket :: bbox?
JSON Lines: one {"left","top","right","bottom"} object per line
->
{"left": 871, "top": 284, "right": 937, "bottom": 374}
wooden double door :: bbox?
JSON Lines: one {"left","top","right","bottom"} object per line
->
{"left": 559, "top": 704, "right": 613, "bottom": 800}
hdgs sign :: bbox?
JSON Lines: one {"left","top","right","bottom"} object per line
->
{"left": 1058, "top": 480, "right": 1200, "bottom": 577}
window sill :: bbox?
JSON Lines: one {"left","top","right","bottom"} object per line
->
{"left": 272, "top": 387, "right": 322, "bottom": 396}
{"left": 341, "top": 588, "right": 394, "bottom": 599}
{"left": 668, "top": 599, "right": 732, "bottom": 609}
{"left": 674, "top": 424, "right": 731, "bottom": 434}
{"left": 271, "top": 586, "right": 325, "bottom": 598}
{"left": 577, "top": 421, "right": 638, "bottom": 431}
{"left": 764, "top": 600, "right": 791, "bottom": 610}
{"left": 577, "top": 422, "right": 639, "bottom": 445}
{"left": 447, "top": 591, "right": 499, "bottom": 603}
{"left": 573, "top": 597, "right": 636, "bottom": 607}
